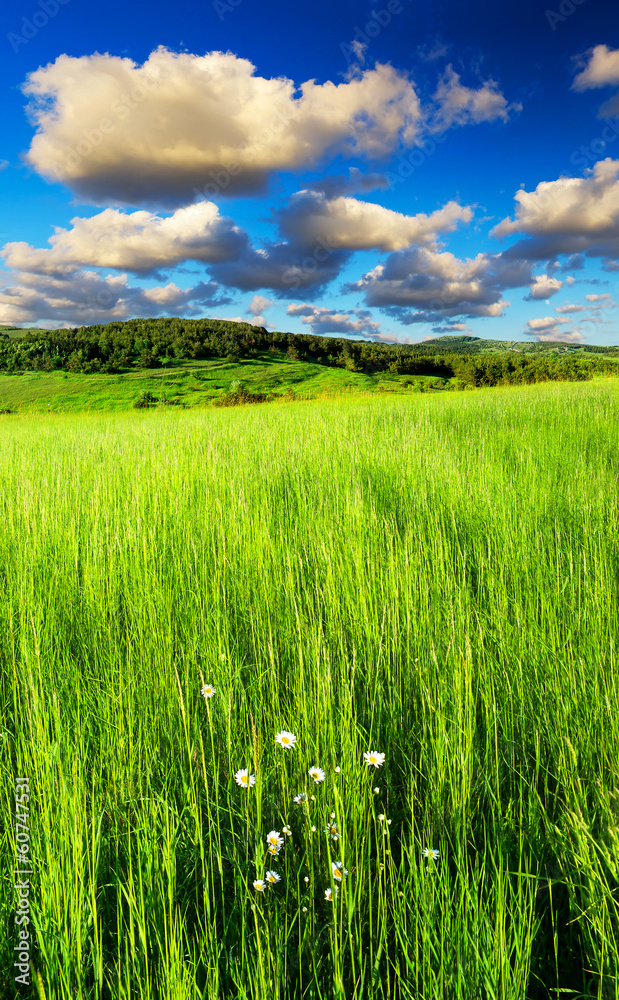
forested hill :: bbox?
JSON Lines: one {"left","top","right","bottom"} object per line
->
{"left": 0, "top": 319, "right": 618, "bottom": 388}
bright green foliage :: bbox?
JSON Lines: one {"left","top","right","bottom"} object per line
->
{"left": 1, "top": 380, "right": 618, "bottom": 999}
{"left": 0, "top": 318, "right": 617, "bottom": 385}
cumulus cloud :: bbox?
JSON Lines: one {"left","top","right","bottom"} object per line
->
{"left": 555, "top": 302, "right": 586, "bottom": 313}
{"left": 559, "top": 253, "right": 585, "bottom": 272}
{"left": 0, "top": 203, "right": 247, "bottom": 277}
{"left": 287, "top": 303, "right": 381, "bottom": 336}
{"left": 0, "top": 265, "right": 228, "bottom": 328}
{"left": 209, "top": 241, "right": 352, "bottom": 297}
{"left": 248, "top": 294, "right": 273, "bottom": 316}
{"left": 344, "top": 246, "right": 534, "bottom": 322}
{"left": 526, "top": 316, "right": 570, "bottom": 331}
{"left": 492, "top": 159, "right": 619, "bottom": 262}
{"left": 536, "top": 330, "right": 584, "bottom": 343}
{"left": 206, "top": 190, "right": 473, "bottom": 297}
{"left": 524, "top": 315, "right": 583, "bottom": 342}
{"left": 572, "top": 45, "right": 619, "bottom": 90}
{"left": 23, "top": 49, "right": 425, "bottom": 207}
{"left": 429, "top": 65, "right": 521, "bottom": 132}
{"left": 525, "top": 274, "right": 563, "bottom": 300}
{"left": 276, "top": 190, "right": 473, "bottom": 252}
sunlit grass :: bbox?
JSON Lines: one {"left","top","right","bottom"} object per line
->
{"left": 0, "top": 354, "right": 388, "bottom": 414}
{"left": 1, "top": 378, "right": 618, "bottom": 999}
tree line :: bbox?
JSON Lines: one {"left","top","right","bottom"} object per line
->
{"left": 0, "top": 318, "right": 617, "bottom": 388}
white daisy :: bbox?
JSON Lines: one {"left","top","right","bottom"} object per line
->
{"left": 325, "top": 821, "right": 339, "bottom": 841}
{"left": 302, "top": 906, "right": 308, "bottom": 912}
{"left": 325, "top": 887, "right": 337, "bottom": 901}
{"left": 364, "top": 751, "right": 385, "bottom": 768}
{"left": 293, "top": 792, "right": 307, "bottom": 804}
{"left": 253, "top": 879, "right": 267, "bottom": 891}
{"left": 235, "top": 769, "right": 255, "bottom": 788}
{"left": 201, "top": 683, "right": 215, "bottom": 699}
{"left": 331, "top": 861, "right": 348, "bottom": 883}
{"left": 308, "top": 766, "right": 325, "bottom": 784}
{"left": 267, "top": 845, "right": 281, "bottom": 856}
{"left": 275, "top": 731, "right": 297, "bottom": 749}
{"left": 266, "top": 831, "right": 283, "bottom": 849}
{"left": 265, "top": 871, "right": 281, "bottom": 885}
{"left": 423, "top": 847, "right": 439, "bottom": 861}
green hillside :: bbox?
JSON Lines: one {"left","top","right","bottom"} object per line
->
{"left": 0, "top": 319, "right": 617, "bottom": 413}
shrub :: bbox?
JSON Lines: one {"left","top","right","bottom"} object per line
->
{"left": 212, "top": 388, "right": 274, "bottom": 407}
{"left": 132, "top": 391, "right": 158, "bottom": 408}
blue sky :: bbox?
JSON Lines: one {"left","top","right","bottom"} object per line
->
{"left": 1, "top": 0, "right": 619, "bottom": 344}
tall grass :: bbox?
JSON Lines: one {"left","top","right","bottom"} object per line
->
{"left": 1, "top": 378, "right": 618, "bottom": 999}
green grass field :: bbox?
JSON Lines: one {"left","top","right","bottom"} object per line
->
{"left": 1, "top": 379, "right": 619, "bottom": 1000}
{"left": 0, "top": 354, "right": 452, "bottom": 414}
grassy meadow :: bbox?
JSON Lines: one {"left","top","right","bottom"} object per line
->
{"left": 1, "top": 378, "right": 619, "bottom": 999}
{"left": 0, "top": 354, "right": 450, "bottom": 415}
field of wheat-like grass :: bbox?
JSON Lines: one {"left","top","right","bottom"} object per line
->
{"left": 1, "top": 378, "right": 618, "bottom": 1000}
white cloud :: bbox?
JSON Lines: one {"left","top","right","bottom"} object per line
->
{"left": 23, "top": 49, "right": 425, "bottom": 206}
{"left": 526, "top": 316, "right": 570, "bottom": 331}
{"left": 555, "top": 302, "right": 586, "bottom": 313}
{"left": 585, "top": 292, "right": 612, "bottom": 302}
{"left": 430, "top": 322, "right": 472, "bottom": 334}
{"left": 491, "top": 159, "right": 619, "bottom": 262}
{"left": 429, "top": 65, "right": 520, "bottom": 132}
{"left": 344, "top": 246, "right": 533, "bottom": 322}
{"left": 248, "top": 294, "right": 273, "bottom": 315}
{"left": 209, "top": 192, "right": 475, "bottom": 296}
{"left": 276, "top": 191, "right": 473, "bottom": 251}
{"left": 525, "top": 274, "right": 563, "bottom": 300}
{"left": 535, "top": 330, "right": 585, "bottom": 344}
{"left": 0, "top": 266, "right": 227, "bottom": 328}
{"left": 0, "top": 202, "right": 246, "bottom": 276}
{"left": 287, "top": 303, "right": 381, "bottom": 336}
{"left": 572, "top": 45, "right": 619, "bottom": 90}
{"left": 524, "top": 315, "right": 582, "bottom": 343}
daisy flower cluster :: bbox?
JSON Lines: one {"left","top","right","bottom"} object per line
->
{"left": 254, "top": 831, "right": 287, "bottom": 888}
{"left": 236, "top": 731, "right": 389, "bottom": 900}
{"left": 201, "top": 695, "right": 401, "bottom": 903}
